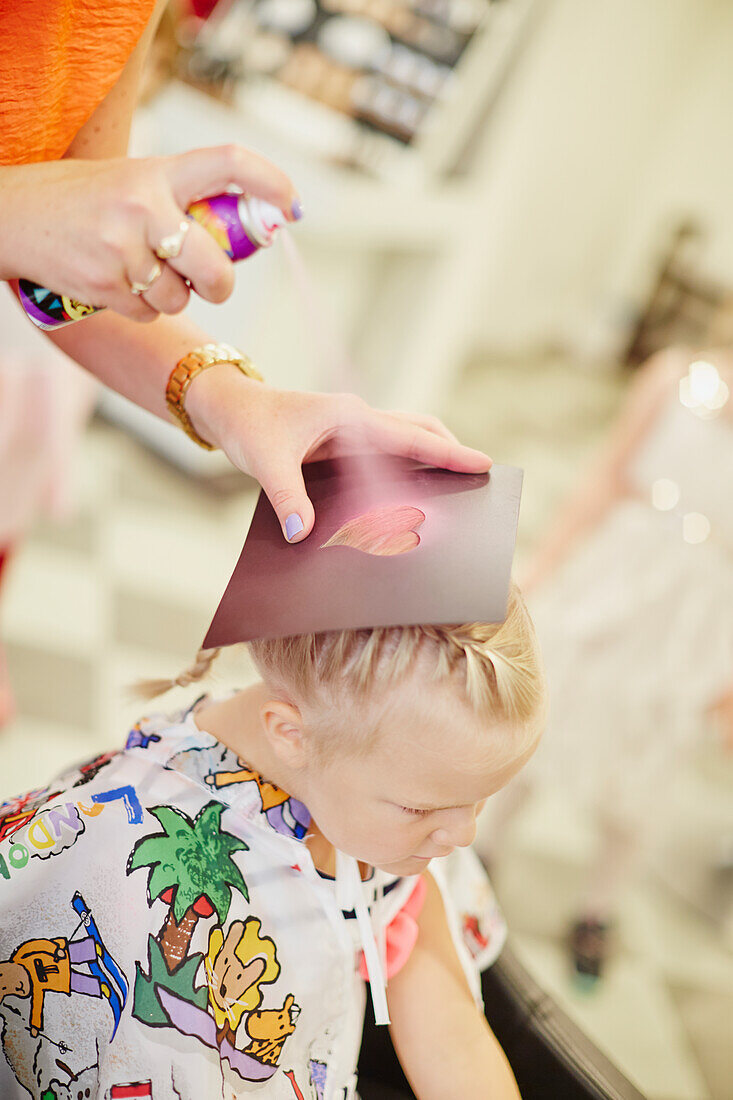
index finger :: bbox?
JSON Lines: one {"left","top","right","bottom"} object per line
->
{"left": 165, "top": 145, "right": 300, "bottom": 220}
{"left": 385, "top": 410, "right": 462, "bottom": 446}
{"left": 365, "top": 412, "right": 492, "bottom": 473}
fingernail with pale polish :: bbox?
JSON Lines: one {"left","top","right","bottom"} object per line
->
{"left": 285, "top": 513, "right": 304, "bottom": 541}
{"left": 291, "top": 198, "right": 304, "bottom": 221}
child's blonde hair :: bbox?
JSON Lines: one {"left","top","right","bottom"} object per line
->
{"left": 137, "top": 583, "right": 545, "bottom": 758}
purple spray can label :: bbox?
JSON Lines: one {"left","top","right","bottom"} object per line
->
{"left": 187, "top": 193, "right": 287, "bottom": 259}
{"left": 17, "top": 286, "right": 100, "bottom": 330}
{"left": 17, "top": 194, "right": 290, "bottom": 331}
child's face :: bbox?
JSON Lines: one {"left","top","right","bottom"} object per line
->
{"left": 299, "top": 675, "right": 539, "bottom": 877}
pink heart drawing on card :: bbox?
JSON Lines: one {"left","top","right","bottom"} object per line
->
{"left": 320, "top": 506, "right": 426, "bottom": 557}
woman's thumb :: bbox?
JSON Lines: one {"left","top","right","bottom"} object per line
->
{"left": 256, "top": 458, "right": 316, "bottom": 543}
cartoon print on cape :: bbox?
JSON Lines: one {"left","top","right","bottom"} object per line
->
{"left": 70, "top": 751, "right": 117, "bottom": 789}
{"left": 204, "top": 758, "right": 311, "bottom": 840}
{"left": 0, "top": 786, "right": 61, "bottom": 844}
{"left": 0, "top": 895, "right": 127, "bottom": 1099}
{"left": 125, "top": 722, "right": 161, "bottom": 752}
{"left": 462, "top": 913, "right": 490, "bottom": 956}
{"left": 281, "top": 1052, "right": 346, "bottom": 1100}
{"left": 34, "top": 1042, "right": 101, "bottom": 1100}
{"left": 204, "top": 918, "right": 281, "bottom": 1047}
{"left": 106, "top": 1081, "right": 153, "bottom": 1099}
{"left": 279, "top": 1018, "right": 344, "bottom": 1099}
{"left": 127, "top": 801, "right": 300, "bottom": 1083}
{"left": 0, "top": 743, "right": 125, "bottom": 847}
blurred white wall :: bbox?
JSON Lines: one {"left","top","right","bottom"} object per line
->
{"left": 466, "top": 0, "right": 732, "bottom": 356}
{"left": 132, "top": 0, "right": 733, "bottom": 404}
{"left": 663, "top": 2, "right": 733, "bottom": 287}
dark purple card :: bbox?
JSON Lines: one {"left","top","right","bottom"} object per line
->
{"left": 203, "top": 456, "right": 523, "bottom": 646}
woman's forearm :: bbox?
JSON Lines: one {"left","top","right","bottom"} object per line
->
{"left": 16, "top": 284, "right": 493, "bottom": 546}
{"left": 43, "top": 305, "right": 265, "bottom": 457}
{"left": 44, "top": 304, "right": 217, "bottom": 421}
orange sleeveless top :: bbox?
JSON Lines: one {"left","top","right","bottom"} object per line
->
{"left": 0, "top": 1, "right": 157, "bottom": 165}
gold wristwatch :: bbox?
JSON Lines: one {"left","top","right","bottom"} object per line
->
{"left": 166, "top": 342, "right": 263, "bottom": 450}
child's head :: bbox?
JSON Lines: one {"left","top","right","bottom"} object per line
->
{"left": 247, "top": 581, "right": 545, "bottom": 876}
{"left": 144, "top": 582, "right": 545, "bottom": 876}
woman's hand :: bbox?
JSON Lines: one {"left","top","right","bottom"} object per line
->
{"left": 186, "top": 366, "right": 492, "bottom": 542}
{"left": 0, "top": 146, "right": 299, "bottom": 321}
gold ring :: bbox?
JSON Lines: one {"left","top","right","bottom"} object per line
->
{"left": 129, "top": 261, "right": 163, "bottom": 296}
{"left": 155, "top": 220, "right": 190, "bottom": 261}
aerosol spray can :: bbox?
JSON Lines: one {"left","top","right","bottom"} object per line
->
{"left": 17, "top": 193, "right": 291, "bottom": 331}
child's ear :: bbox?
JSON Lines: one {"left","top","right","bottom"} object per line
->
{"left": 260, "top": 700, "right": 309, "bottom": 768}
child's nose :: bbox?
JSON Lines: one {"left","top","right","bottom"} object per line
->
{"left": 431, "top": 809, "right": 478, "bottom": 850}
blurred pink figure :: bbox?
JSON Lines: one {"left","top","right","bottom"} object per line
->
{"left": 0, "top": 340, "right": 95, "bottom": 727}
{"left": 481, "top": 346, "right": 733, "bottom": 981}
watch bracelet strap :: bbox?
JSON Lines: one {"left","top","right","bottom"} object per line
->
{"left": 166, "top": 342, "right": 263, "bottom": 450}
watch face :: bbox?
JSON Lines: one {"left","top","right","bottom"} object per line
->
{"left": 167, "top": 349, "right": 263, "bottom": 450}
{"left": 213, "top": 347, "right": 263, "bottom": 382}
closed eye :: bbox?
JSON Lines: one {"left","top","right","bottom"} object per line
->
{"left": 400, "top": 806, "right": 430, "bottom": 816}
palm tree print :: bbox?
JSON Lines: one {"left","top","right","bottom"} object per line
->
{"left": 128, "top": 802, "right": 249, "bottom": 972}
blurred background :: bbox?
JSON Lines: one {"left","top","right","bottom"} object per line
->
{"left": 1, "top": 0, "right": 733, "bottom": 1096}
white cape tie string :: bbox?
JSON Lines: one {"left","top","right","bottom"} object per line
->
{"left": 335, "top": 849, "right": 391, "bottom": 1026}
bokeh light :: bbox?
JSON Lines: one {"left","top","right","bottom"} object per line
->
{"left": 651, "top": 478, "right": 680, "bottom": 511}
{"left": 679, "top": 360, "right": 730, "bottom": 417}
{"left": 682, "top": 511, "right": 711, "bottom": 544}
